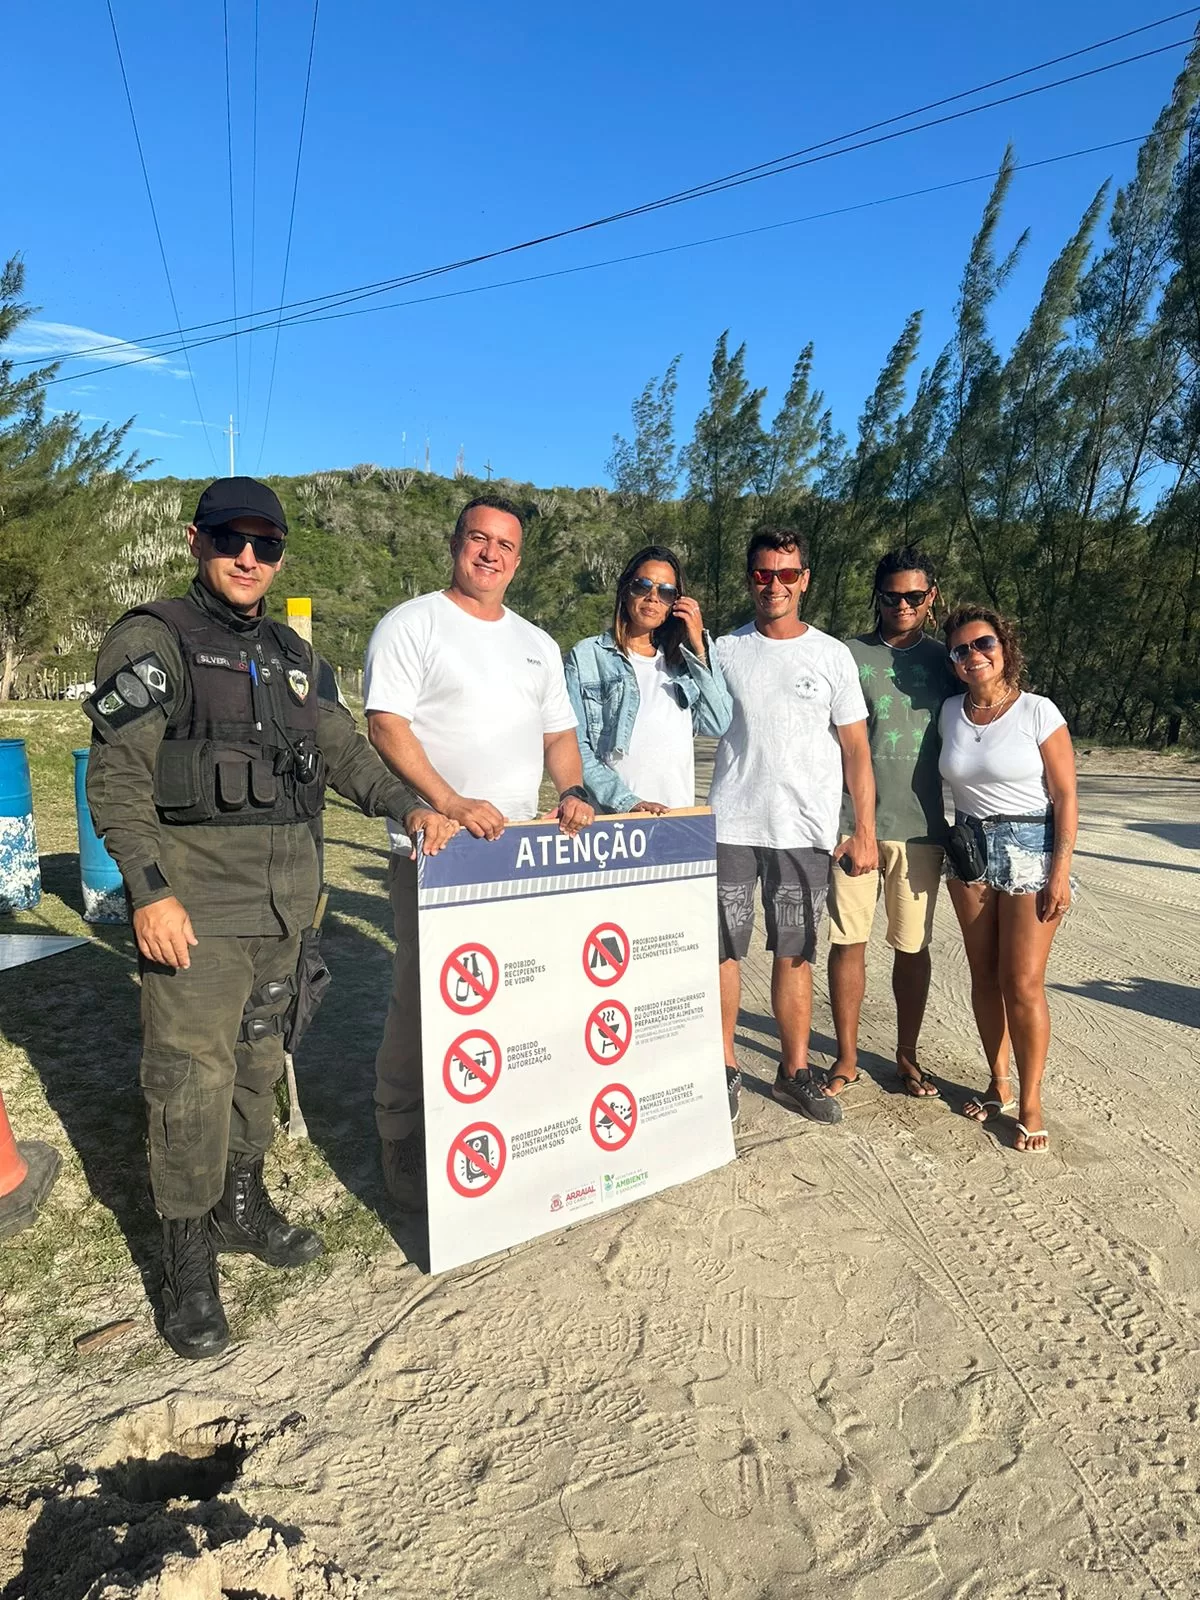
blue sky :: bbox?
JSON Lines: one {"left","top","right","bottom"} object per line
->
{"left": 4, "top": 1, "right": 1196, "bottom": 486}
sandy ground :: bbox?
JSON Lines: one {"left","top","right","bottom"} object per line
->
{"left": 2, "top": 746, "right": 1199, "bottom": 1598}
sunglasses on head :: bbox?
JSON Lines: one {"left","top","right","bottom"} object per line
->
{"left": 750, "top": 566, "right": 805, "bottom": 586}
{"left": 949, "top": 633, "right": 1001, "bottom": 664}
{"left": 627, "top": 576, "right": 679, "bottom": 604}
{"left": 877, "top": 587, "right": 932, "bottom": 608}
{"left": 206, "top": 524, "right": 286, "bottom": 564}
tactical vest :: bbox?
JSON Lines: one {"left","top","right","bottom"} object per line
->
{"left": 134, "top": 596, "right": 325, "bottom": 827}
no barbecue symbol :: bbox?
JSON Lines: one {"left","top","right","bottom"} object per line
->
{"left": 590, "top": 1084, "right": 637, "bottom": 1150}
{"left": 583, "top": 922, "right": 629, "bottom": 987}
{"left": 584, "top": 1001, "right": 632, "bottom": 1065}
{"left": 439, "top": 943, "right": 499, "bottom": 1015}
{"left": 442, "top": 1030, "right": 502, "bottom": 1104}
{"left": 446, "top": 1122, "right": 507, "bottom": 1198}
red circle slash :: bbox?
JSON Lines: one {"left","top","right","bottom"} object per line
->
{"left": 584, "top": 1000, "right": 632, "bottom": 1065}
{"left": 590, "top": 1084, "right": 638, "bottom": 1150}
{"left": 582, "top": 922, "right": 630, "bottom": 987}
{"left": 446, "top": 1122, "right": 507, "bottom": 1198}
{"left": 439, "top": 943, "right": 499, "bottom": 1015}
{"left": 442, "top": 1031, "right": 503, "bottom": 1104}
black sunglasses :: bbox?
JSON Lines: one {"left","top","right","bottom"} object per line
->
{"left": 627, "top": 576, "right": 679, "bottom": 604}
{"left": 206, "top": 524, "right": 286, "bottom": 564}
{"left": 877, "top": 587, "right": 932, "bottom": 608}
{"left": 949, "top": 633, "right": 1001, "bottom": 664}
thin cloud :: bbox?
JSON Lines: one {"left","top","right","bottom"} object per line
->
{"left": 2, "top": 320, "right": 171, "bottom": 369}
{"left": 133, "top": 426, "right": 181, "bottom": 439}
{"left": 69, "top": 384, "right": 99, "bottom": 395}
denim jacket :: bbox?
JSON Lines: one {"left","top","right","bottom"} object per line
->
{"left": 564, "top": 629, "right": 733, "bottom": 812}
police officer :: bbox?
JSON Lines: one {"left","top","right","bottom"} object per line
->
{"left": 86, "top": 476, "right": 457, "bottom": 1361}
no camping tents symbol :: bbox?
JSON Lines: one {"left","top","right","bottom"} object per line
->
{"left": 583, "top": 922, "right": 629, "bottom": 987}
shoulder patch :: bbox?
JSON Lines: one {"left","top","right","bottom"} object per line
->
{"left": 84, "top": 652, "right": 172, "bottom": 738}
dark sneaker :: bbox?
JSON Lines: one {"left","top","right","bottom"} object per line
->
{"left": 382, "top": 1132, "right": 428, "bottom": 1212}
{"left": 726, "top": 1067, "right": 742, "bottom": 1124}
{"left": 772, "top": 1065, "right": 843, "bottom": 1125}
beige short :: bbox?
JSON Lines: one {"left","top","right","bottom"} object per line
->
{"left": 827, "top": 840, "right": 943, "bottom": 953}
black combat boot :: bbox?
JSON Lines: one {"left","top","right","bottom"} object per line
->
{"left": 381, "top": 1131, "right": 427, "bottom": 1212}
{"left": 160, "top": 1216, "right": 230, "bottom": 1360}
{"left": 209, "top": 1153, "right": 325, "bottom": 1268}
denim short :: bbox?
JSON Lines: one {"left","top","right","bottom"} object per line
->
{"left": 945, "top": 812, "right": 1056, "bottom": 895}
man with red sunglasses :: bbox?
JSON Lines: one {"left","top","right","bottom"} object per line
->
{"left": 85, "top": 476, "right": 455, "bottom": 1360}
{"left": 709, "top": 530, "right": 876, "bottom": 1125}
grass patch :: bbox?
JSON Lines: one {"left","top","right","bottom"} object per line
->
{"left": 0, "top": 703, "right": 404, "bottom": 1371}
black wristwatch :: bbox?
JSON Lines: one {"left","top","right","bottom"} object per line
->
{"left": 558, "top": 785, "right": 589, "bottom": 805}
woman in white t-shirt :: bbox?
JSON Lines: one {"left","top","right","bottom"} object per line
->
{"left": 565, "top": 546, "right": 732, "bottom": 815}
{"left": 938, "top": 605, "right": 1078, "bottom": 1155}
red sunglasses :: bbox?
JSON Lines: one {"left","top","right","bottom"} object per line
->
{"left": 750, "top": 566, "right": 805, "bottom": 586}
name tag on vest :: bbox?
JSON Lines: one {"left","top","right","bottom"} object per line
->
{"left": 193, "top": 651, "right": 249, "bottom": 672}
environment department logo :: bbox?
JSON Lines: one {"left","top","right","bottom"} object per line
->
{"left": 602, "top": 1170, "right": 648, "bottom": 1200}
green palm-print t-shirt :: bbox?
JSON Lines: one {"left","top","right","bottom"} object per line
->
{"left": 839, "top": 632, "right": 957, "bottom": 844}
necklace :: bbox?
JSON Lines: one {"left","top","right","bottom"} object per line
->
{"left": 963, "top": 684, "right": 1016, "bottom": 742}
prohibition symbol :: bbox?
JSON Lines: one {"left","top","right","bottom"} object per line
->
{"left": 584, "top": 1000, "right": 632, "bottom": 1065}
{"left": 583, "top": 922, "right": 629, "bottom": 987}
{"left": 442, "top": 1030, "right": 502, "bottom": 1104}
{"left": 447, "top": 1122, "right": 507, "bottom": 1198}
{"left": 591, "top": 1084, "right": 637, "bottom": 1150}
{"left": 440, "top": 943, "right": 498, "bottom": 1015}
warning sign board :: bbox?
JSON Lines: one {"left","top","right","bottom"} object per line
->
{"left": 447, "top": 1122, "right": 507, "bottom": 1198}
{"left": 439, "top": 943, "right": 498, "bottom": 1015}
{"left": 584, "top": 1001, "right": 632, "bottom": 1065}
{"left": 591, "top": 1084, "right": 637, "bottom": 1150}
{"left": 418, "top": 810, "right": 735, "bottom": 1272}
{"left": 583, "top": 922, "right": 629, "bottom": 987}
{"left": 442, "top": 1031, "right": 502, "bottom": 1104}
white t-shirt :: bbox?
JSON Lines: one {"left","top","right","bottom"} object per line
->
{"left": 938, "top": 692, "right": 1067, "bottom": 818}
{"left": 364, "top": 590, "right": 578, "bottom": 850}
{"left": 708, "top": 623, "right": 868, "bottom": 850}
{"left": 608, "top": 650, "right": 695, "bottom": 809}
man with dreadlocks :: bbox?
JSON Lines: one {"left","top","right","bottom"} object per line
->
{"left": 823, "top": 546, "right": 958, "bottom": 1102}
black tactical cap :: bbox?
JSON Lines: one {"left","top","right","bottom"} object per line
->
{"left": 192, "top": 476, "right": 288, "bottom": 535}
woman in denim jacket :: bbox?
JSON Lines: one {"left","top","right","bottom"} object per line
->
{"left": 565, "top": 545, "right": 732, "bottom": 815}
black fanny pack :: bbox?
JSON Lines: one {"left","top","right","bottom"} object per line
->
{"left": 947, "top": 811, "right": 1051, "bottom": 883}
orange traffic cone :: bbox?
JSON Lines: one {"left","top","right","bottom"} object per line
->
{"left": 0, "top": 1088, "right": 60, "bottom": 1240}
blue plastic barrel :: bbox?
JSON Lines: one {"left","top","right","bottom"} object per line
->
{"left": 73, "top": 749, "right": 126, "bottom": 923}
{"left": 0, "top": 739, "right": 42, "bottom": 912}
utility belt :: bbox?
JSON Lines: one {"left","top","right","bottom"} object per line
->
{"left": 947, "top": 808, "right": 1052, "bottom": 882}
{"left": 153, "top": 737, "right": 325, "bottom": 827}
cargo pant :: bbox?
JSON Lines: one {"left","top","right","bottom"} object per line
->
{"left": 139, "top": 931, "right": 301, "bottom": 1218}
{"left": 373, "top": 852, "right": 423, "bottom": 1142}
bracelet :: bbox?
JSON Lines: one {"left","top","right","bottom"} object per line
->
{"left": 558, "top": 785, "right": 589, "bottom": 805}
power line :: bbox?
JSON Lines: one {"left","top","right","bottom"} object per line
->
{"left": 245, "top": 0, "right": 261, "bottom": 434}
{"left": 223, "top": 0, "right": 241, "bottom": 428}
{"left": 42, "top": 132, "right": 1150, "bottom": 388}
{"left": 33, "top": 10, "right": 1200, "bottom": 371}
{"left": 102, "top": 0, "right": 218, "bottom": 471}
{"left": 255, "top": 0, "right": 320, "bottom": 470}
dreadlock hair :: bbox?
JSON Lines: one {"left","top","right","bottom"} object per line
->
{"left": 612, "top": 545, "right": 688, "bottom": 668}
{"left": 872, "top": 545, "right": 938, "bottom": 631}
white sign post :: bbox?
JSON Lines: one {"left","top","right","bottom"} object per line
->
{"left": 418, "top": 809, "right": 735, "bottom": 1272}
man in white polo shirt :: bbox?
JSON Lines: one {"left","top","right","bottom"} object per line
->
{"left": 364, "top": 495, "right": 594, "bottom": 1205}
{"left": 710, "top": 528, "right": 876, "bottom": 1126}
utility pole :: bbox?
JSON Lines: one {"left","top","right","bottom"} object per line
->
{"left": 424, "top": 435, "right": 431, "bottom": 474}
{"left": 483, "top": 459, "right": 493, "bottom": 482}
{"left": 226, "top": 414, "right": 238, "bottom": 477}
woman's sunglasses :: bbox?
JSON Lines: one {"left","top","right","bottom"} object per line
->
{"left": 949, "top": 633, "right": 1001, "bottom": 664}
{"left": 206, "top": 525, "right": 287, "bottom": 565}
{"left": 627, "top": 577, "right": 679, "bottom": 604}
{"left": 750, "top": 567, "right": 804, "bottom": 586}
{"left": 877, "top": 587, "right": 931, "bottom": 608}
